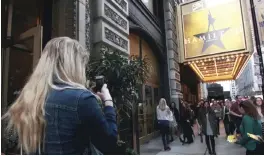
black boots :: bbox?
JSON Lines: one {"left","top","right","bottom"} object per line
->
{"left": 164, "top": 146, "right": 171, "bottom": 151}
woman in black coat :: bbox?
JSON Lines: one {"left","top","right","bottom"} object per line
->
{"left": 180, "top": 102, "right": 194, "bottom": 144}
{"left": 198, "top": 101, "right": 218, "bottom": 155}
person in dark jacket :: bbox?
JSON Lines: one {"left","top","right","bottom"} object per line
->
{"left": 197, "top": 100, "right": 204, "bottom": 136}
{"left": 2, "top": 37, "right": 117, "bottom": 155}
{"left": 168, "top": 105, "right": 174, "bottom": 142}
{"left": 230, "top": 95, "right": 243, "bottom": 134}
{"left": 211, "top": 101, "right": 222, "bottom": 135}
{"left": 198, "top": 101, "right": 217, "bottom": 155}
{"left": 180, "top": 102, "right": 194, "bottom": 144}
{"left": 222, "top": 99, "right": 234, "bottom": 137}
{"left": 172, "top": 102, "right": 180, "bottom": 123}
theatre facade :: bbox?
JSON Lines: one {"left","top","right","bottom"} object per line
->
{"left": 2, "top": 0, "right": 195, "bottom": 153}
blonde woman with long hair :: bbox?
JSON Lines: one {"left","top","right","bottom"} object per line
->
{"left": 156, "top": 98, "right": 173, "bottom": 151}
{"left": 2, "top": 37, "right": 117, "bottom": 154}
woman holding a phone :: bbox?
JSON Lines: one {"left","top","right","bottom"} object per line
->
{"left": 2, "top": 37, "right": 117, "bottom": 154}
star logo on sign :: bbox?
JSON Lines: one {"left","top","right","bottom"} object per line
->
{"left": 194, "top": 11, "right": 230, "bottom": 53}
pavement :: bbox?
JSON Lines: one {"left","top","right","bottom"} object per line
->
{"left": 140, "top": 122, "right": 246, "bottom": 155}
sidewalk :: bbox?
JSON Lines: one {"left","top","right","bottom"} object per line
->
{"left": 140, "top": 135, "right": 245, "bottom": 155}
{"left": 140, "top": 123, "right": 246, "bottom": 155}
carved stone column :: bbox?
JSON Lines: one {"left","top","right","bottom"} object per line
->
{"left": 51, "top": 0, "right": 92, "bottom": 53}
{"left": 51, "top": 0, "right": 78, "bottom": 39}
{"left": 164, "top": 0, "right": 182, "bottom": 109}
{"left": 91, "top": 0, "right": 129, "bottom": 58}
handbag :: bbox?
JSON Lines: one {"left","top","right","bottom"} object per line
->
{"left": 171, "top": 114, "right": 177, "bottom": 128}
{"left": 89, "top": 141, "right": 103, "bottom": 155}
{"left": 20, "top": 139, "right": 103, "bottom": 155}
{"left": 84, "top": 138, "right": 103, "bottom": 155}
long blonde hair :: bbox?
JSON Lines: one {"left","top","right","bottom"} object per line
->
{"left": 158, "top": 98, "right": 168, "bottom": 111}
{"left": 2, "top": 37, "right": 89, "bottom": 154}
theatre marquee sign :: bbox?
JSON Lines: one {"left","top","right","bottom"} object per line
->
{"left": 177, "top": 0, "right": 253, "bottom": 82}
{"left": 178, "top": 0, "right": 252, "bottom": 61}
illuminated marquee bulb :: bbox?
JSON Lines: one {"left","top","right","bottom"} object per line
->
{"left": 204, "top": 67, "right": 206, "bottom": 70}
{"left": 202, "top": 62, "right": 204, "bottom": 65}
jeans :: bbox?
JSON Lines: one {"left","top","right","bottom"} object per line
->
{"left": 182, "top": 121, "right": 193, "bottom": 143}
{"left": 223, "top": 119, "right": 230, "bottom": 136}
{"left": 256, "top": 143, "right": 264, "bottom": 155}
{"left": 228, "top": 121, "right": 236, "bottom": 135}
{"left": 159, "top": 124, "right": 170, "bottom": 149}
{"left": 205, "top": 135, "right": 215, "bottom": 154}
{"left": 246, "top": 149, "right": 257, "bottom": 155}
{"left": 234, "top": 118, "right": 242, "bottom": 134}
{"left": 216, "top": 118, "right": 220, "bottom": 135}
{"left": 170, "top": 126, "right": 174, "bottom": 141}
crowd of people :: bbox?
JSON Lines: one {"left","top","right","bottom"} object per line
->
{"left": 156, "top": 95, "right": 264, "bottom": 155}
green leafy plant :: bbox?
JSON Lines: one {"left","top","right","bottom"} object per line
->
{"left": 87, "top": 50, "right": 150, "bottom": 154}
{"left": 87, "top": 51, "right": 150, "bottom": 106}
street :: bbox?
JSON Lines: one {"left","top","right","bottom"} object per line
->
{"left": 140, "top": 122, "right": 246, "bottom": 155}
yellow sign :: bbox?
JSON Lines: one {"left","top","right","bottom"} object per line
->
{"left": 227, "top": 135, "right": 237, "bottom": 143}
{"left": 254, "top": 0, "right": 264, "bottom": 47}
{"left": 182, "top": 0, "right": 246, "bottom": 59}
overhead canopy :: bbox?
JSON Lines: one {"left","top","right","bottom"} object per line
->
{"left": 177, "top": 0, "right": 253, "bottom": 82}
{"left": 187, "top": 53, "right": 250, "bottom": 82}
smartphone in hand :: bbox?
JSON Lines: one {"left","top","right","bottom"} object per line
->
{"left": 95, "top": 76, "right": 104, "bottom": 92}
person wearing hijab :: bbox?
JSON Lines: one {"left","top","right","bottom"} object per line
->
{"left": 157, "top": 98, "right": 173, "bottom": 151}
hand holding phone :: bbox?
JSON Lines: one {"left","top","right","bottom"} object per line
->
{"left": 96, "top": 84, "right": 113, "bottom": 107}
{"left": 95, "top": 76, "right": 105, "bottom": 92}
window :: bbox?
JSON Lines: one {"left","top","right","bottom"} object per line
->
{"left": 259, "top": 85, "right": 262, "bottom": 91}
{"left": 141, "top": 0, "right": 164, "bottom": 25}
{"left": 141, "top": 0, "right": 154, "bottom": 13}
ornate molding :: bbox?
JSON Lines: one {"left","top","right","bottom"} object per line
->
{"left": 104, "top": 27, "right": 128, "bottom": 50}
{"left": 73, "top": 0, "right": 78, "bottom": 39}
{"left": 176, "top": 81, "right": 181, "bottom": 91}
{"left": 104, "top": 3, "right": 127, "bottom": 30}
{"left": 85, "top": 0, "right": 91, "bottom": 52}
{"left": 100, "top": 43, "right": 115, "bottom": 54}
{"left": 114, "top": 0, "right": 128, "bottom": 13}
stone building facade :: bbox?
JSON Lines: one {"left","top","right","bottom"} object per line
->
{"left": 2, "top": 0, "right": 182, "bottom": 153}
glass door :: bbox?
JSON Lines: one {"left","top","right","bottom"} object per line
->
{"left": 3, "top": 25, "right": 43, "bottom": 107}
